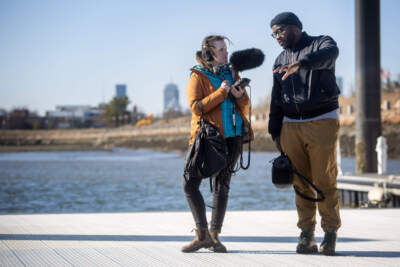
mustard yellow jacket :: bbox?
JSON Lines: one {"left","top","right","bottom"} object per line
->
{"left": 186, "top": 68, "right": 254, "bottom": 145}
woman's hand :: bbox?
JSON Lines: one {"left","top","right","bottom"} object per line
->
{"left": 230, "top": 85, "right": 245, "bottom": 99}
{"left": 221, "top": 80, "right": 231, "bottom": 93}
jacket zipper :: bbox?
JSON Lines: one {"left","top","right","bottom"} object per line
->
{"left": 221, "top": 70, "right": 237, "bottom": 135}
{"left": 290, "top": 51, "right": 302, "bottom": 119}
{"left": 307, "top": 70, "right": 312, "bottom": 100}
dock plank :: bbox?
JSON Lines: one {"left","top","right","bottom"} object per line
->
{"left": 0, "top": 209, "right": 399, "bottom": 266}
{"left": 0, "top": 241, "right": 24, "bottom": 267}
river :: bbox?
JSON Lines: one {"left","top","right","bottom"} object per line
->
{"left": 1, "top": 149, "right": 399, "bottom": 214}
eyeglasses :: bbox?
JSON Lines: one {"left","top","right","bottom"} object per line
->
{"left": 271, "top": 26, "right": 287, "bottom": 39}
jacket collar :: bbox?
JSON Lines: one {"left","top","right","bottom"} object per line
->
{"left": 191, "top": 64, "right": 232, "bottom": 79}
{"left": 190, "top": 65, "right": 239, "bottom": 82}
{"left": 287, "top": 32, "right": 310, "bottom": 52}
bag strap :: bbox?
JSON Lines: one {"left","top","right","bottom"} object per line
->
{"left": 239, "top": 94, "right": 251, "bottom": 170}
{"left": 197, "top": 101, "right": 206, "bottom": 126}
{"left": 227, "top": 91, "right": 251, "bottom": 171}
{"left": 197, "top": 101, "right": 204, "bottom": 117}
{"left": 279, "top": 151, "right": 325, "bottom": 202}
{"left": 292, "top": 168, "right": 325, "bottom": 202}
{"left": 197, "top": 101, "right": 215, "bottom": 193}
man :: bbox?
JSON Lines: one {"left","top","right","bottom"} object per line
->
{"left": 268, "top": 12, "right": 341, "bottom": 256}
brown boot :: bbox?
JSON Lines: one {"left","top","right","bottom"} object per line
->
{"left": 209, "top": 230, "right": 227, "bottom": 253}
{"left": 181, "top": 229, "right": 213, "bottom": 253}
{"left": 319, "top": 230, "right": 337, "bottom": 256}
{"left": 296, "top": 230, "right": 318, "bottom": 254}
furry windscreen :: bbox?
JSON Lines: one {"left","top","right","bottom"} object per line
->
{"left": 229, "top": 48, "right": 265, "bottom": 72}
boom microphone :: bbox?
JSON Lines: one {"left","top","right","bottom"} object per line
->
{"left": 229, "top": 48, "right": 265, "bottom": 72}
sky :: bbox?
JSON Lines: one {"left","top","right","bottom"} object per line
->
{"left": 1, "top": 0, "right": 399, "bottom": 116}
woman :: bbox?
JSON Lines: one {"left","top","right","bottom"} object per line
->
{"left": 182, "top": 35, "right": 253, "bottom": 253}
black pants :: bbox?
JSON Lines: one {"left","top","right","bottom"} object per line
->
{"left": 183, "top": 137, "right": 242, "bottom": 232}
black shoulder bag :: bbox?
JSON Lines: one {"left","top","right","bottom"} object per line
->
{"left": 271, "top": 152, "right": 325, "bottom": 202}
{"left": 184, "top": 102, "right": 229, "bottom": 180}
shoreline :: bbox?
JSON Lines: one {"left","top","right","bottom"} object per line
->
{"left": 1, "top": 122, "right": 399, "bottom": 158}
{"left": 0, "top": 144, "right": 111, "bottom": 153}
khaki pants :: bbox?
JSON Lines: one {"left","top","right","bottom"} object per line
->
{"left": 280, "top": 119, "right": 341, "bottom": 232}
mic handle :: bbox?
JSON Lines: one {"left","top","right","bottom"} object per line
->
{"left": 233, "top": 78, "right": 251, "bottom": 89}
{"left": 228, "top": 78, "right": 251, "bottom": 101}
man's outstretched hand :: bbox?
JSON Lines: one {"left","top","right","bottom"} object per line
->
{"left": 273, "top": 61, "right": 301, "bottom": 81}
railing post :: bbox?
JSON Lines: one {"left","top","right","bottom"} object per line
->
{"left": 376, "top": 136, "right": 387, "bottom": 174}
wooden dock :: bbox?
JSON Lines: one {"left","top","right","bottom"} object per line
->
{"left": 1, "top": 209, "right": 400, "bottom": 266}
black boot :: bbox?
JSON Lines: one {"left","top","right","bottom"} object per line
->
{"left": 209, "top": 230, "right": 227, "bottom": 253}
{"left": 181, "top": 229, "right": 213, "bottom": 253}
{"left": 319, "top": 230, "right": 337, "bottom": 256}
{"left": 296, "top": 230, "right": 318, "bottom": 254}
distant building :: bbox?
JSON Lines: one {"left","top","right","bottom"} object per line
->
{"left": 0, "top": 109, "right": 6, "bottom": 128}
{"left": 3, "top": 108, "right": 42, "bottom": 129}
{"left": 339, "top": 91, "right": 400, "bottom": 125}
{"left": 116, "top": 84, "right": 127, "bottom": 98}
{"left": 336, "top": 76, "right": 344, "bottom": 93}
{"left": 163, "top": 83, "right": 180, "bottom": 113}
{"left": 131, "top": 105, "right": 145, "bottom": 125}
{"left": 46, "top": 105, "right": 102, "bottom": 128}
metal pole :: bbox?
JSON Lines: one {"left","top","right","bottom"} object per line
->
{"left": 355, "top": 0, "right": 381, "bottom": 173}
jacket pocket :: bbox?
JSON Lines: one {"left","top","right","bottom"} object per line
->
{"left": 313, "top": 70, "right": 339, "bottom": 102}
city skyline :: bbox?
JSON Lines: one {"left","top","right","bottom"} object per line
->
{"left": 1, "top": 0, "right": 399, "bottom": 116}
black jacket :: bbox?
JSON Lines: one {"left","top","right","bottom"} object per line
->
{"left": 268, "top": 32, "right": 340, "bottom": 140}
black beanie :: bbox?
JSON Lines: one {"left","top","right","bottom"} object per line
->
{"left": 270, "top": 12, "right": 302, "bottom": 30}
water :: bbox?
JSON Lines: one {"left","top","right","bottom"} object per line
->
{"left": 1, "top": 148, "right": 400, "bottom": 214}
